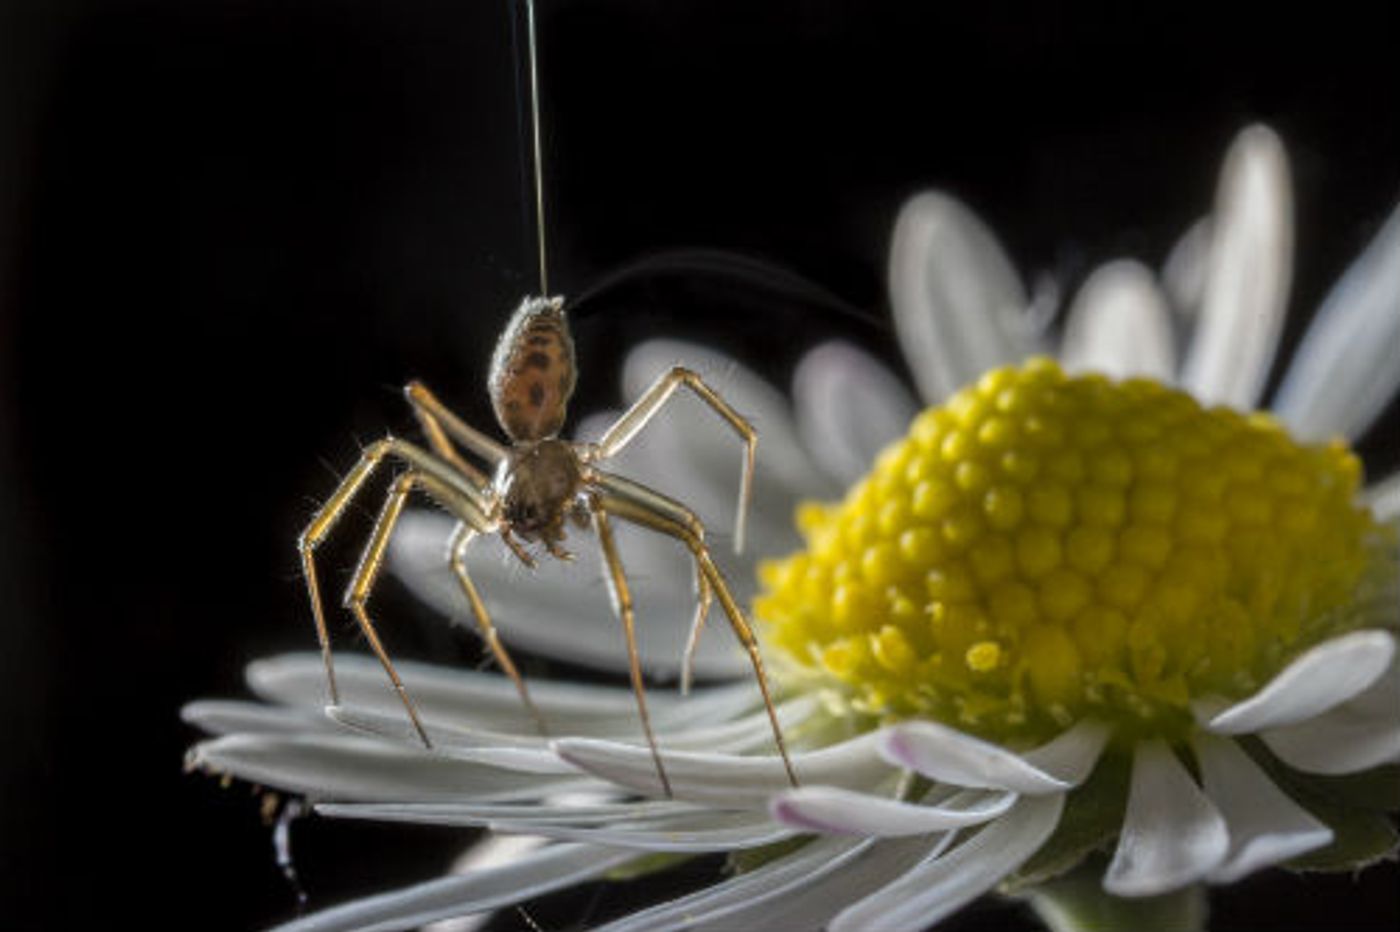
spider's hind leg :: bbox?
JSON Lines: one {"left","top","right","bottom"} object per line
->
{"left": 595, "top": 471, "right": 799, "bottom": 788}
{"left": 592, "top": 504, "right": 674, "bottom": 798}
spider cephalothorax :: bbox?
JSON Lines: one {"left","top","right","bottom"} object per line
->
{"left": 497, "top": 437, "right": 589, "bottom": 559}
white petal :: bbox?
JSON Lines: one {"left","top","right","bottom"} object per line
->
{"left": 484, "top": 810, "right": 796, "bottom": 852}
{"left": 423, "top": 836, "right": 551, "bottom": 932}
{"left": 1104, "top": 739, "right": 1229, "bottom": 897}
{"left": 190, "top": 733, "right": 597, "bottom": 802}
{"left": 323, "top": 705, "right": 573, "bottom": 775}
{"left": 888, "top": 192, "right": 1033, "bottom": 403}
{"left": 1180, "top": 125, "right": 1293, "bottom": 409}
{"left": 1363, "top": 470, "right": 1400, "bottom": 522}
{"left": 1192, "top": 733, "right": 1333, "bottom": 882}
{"left": 657, "top": 695, "right": 821, "bottom": 752}
{"left": 792, "top": 341, "right": 919, "bottom": 486}
{"left": 1262, "top": 660, "right": 1400, "bottom": 774}
{"left": 249, "top": 646, "right": 760, "bottom": 737}
{"left": 1201, "top": 630, "right": 1396, "bottom": 734}
{"left": 181, "top": 699, "right": 327, "bottom": 736}
{"left": 327, "top": 800, "right": 798, "bottom": 853}
{"left": 879, "top": 721, "right": 1076, "bottom": 794}
{"left": 1019, "top": 718, "right": 1114, "bottom": 786}
{"left": 553, "top": 731, "right": 893, "bottom": 805}
{"left": 829, "top": 793, "right": 1065, "bottom": 932}
{"left": 594, "top": 835, "right": 875, "bottom": 932}
{"left": 389, "top": 510, "right": 754, "bottom": 680}
{"left": 270, "top": 843, "right": 636, "bottom": 932}
{"left": 1161, "top": 217, "right": 1212, "bottom": 325}
{"left": 770, "top": 785, "right": 1016, "bottom": 836}
{"left": 1060, "top": 260, "right": 1176, "bottom": 381}
{"left": 1273, "top": 202, "right": 1400, "bottom": 440}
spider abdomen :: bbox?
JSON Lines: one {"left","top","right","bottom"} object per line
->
{"left": 489, "top": 296, "right": 577, "bottom": 442}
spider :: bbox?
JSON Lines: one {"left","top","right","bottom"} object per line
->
{"left": 298, "top": 294, "right": 798, "bottom": 796}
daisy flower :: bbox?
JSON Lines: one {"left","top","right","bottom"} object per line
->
{"left": 185, "top": 124, "right": 1400, "bottom": 931}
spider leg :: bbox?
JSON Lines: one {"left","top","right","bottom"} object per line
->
{"left": 595, "top": 472, "right": 799, "bottom": 787}
{"left": 404, "top": 380, "right": 508, "bottom": 474}
{"left": 592, "top": 366, "right": 757, "bottom": 555}
{"left": 592, "top": 473, "right": 713, "bottom": 694}
{"left": 338, "top": 469, "right": 438, "bottom": 747}
{"left": 446, "top": 521, "right": 548, "bottom": 735}
{"left": 592, "top": 504, "right": 674, "bottom": 798}
{"left": 298, "top": 437, "right": 493, "bottom": 724}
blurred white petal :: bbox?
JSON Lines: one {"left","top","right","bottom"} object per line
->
{"left": 1192, "top": 733, "right": 1333, "bottom": 882}
{"left": 793, "top": 341, "right": 919, "bottom": 486}
{"left": 1274, "top": 203, "right": 1400, "bottom": 440}
{"left": 621, "top": 340, "right": 835, "bottom": 516}
{"left": 770, "top": 785, "right": 1015, "bottom": 836}
{"left": 270, "top": 843, "right": 637, "bottom": 932}
{"left": 828, "top": 794, "right": 1064, "bottom": 932}
{"left": 180, "top": 699, "right": 328, "bottom": 736}
{"left": 1161, "top": 217, "right": 1212, "bottom": 326}
{"left": 879, "top": 721, "right": 1078, "bottom": 794}
{"left": 1105, "top": 740, "right": 1229, "bottom": 896}
{"left": 390, "top": 511, "right": 753, "bottom": 680}
{"left": 1060, "top": 260, "right": 1176, "bottom": 380}
{"left": 1364, "top": 471, "right": 1400, "bottom": 522}
{"left": 888, "top": 192, "right": 1032, "bottom": 403}
{"left": 1180, "top": 125, "right": 1293, "bottom": 409}
{"left": 1200, "top": 630, "right": 1396, "bottom": 734}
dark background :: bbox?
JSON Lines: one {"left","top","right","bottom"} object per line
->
{"left": 2, "top": 0, "right": 1398, "bottom": 929}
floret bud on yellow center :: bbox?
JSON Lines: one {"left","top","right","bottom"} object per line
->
{"left": 756, "top": 359, "right": 1397, "bottom": 743}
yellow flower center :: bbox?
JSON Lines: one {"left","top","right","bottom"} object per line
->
{"left": 756, "top": 358, "right": 1396, "bottom": 743}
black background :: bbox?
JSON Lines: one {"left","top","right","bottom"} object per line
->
{"left": 2, "top": 1, "right": 1398, "bottom": 929}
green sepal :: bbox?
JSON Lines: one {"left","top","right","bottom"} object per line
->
{"left": 605, "top": 851, "right": 697, "bottom": 881}
{"left": 1023, "top": 862, "right": 1207, "bottom": 932}
{"left": 1002, "top": 751, "right": 1131, "bottom": 892}
{"left": 1236, "top": 737, "right": 1400, "bottom": 872}
{"left": 1301, "top": 764, "right": 1400, "bottom": 812}
{"left": 726, "top": 835, "right": 811, "bottom": 875}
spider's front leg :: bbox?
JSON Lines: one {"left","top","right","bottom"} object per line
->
{"left": 446, "top": 521, "right": 547, "bottom": 735}
{"left": 594, "top": 366, "right": 757, "bottom": 555}
{"left": 298, "top": 437, "right": 497, "bottom": 747}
